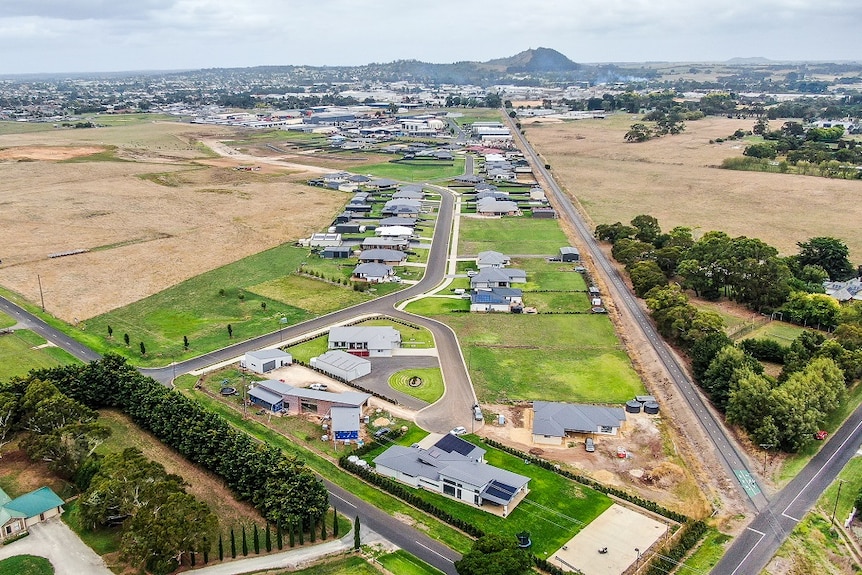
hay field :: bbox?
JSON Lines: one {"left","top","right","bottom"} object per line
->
{"left": 0, "top": 121, "right": 345, "bottom": 321}
{"left": 523, "top": 114, "right": 862, "bottom": 260}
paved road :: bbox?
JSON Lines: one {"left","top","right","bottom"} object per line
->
{"left": 0, "top": 298, "right": 101, "bottom": 364}
{"left": 504, "top": 113, "right": 767, "bottom": 511}
{"left": 712, "top": 405, "right": 862, "bottom": 574}
{"left": 0, "top": 519, "right": 113, "bottom": 575}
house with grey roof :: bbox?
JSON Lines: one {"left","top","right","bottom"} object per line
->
{"left": 470, "top": 288, "right": 523, "bottom": 313}
{"left": 248, "top": 379, "right": 371, "bottom": 414}
{"left": 373, "top": 434, "right": 530, "bottom": 517}
{"left": 382, "top": 199, "right": 422, "bottom": 217}
{"left": 378, "top": 216, "right": 417, "bottom": 227}
{"left": 392, "top": 189, "right": 424, "bottom": 200}
{"left": 358, "top": 249, "right": 407, "bottom": 265}
{"left": 476, "top": 197, "right": 520, "bottom": 216}
{"left": 362, "top": 236, "right": 410, "bottom": 251}
{"left": 531, "top": 401, "right": 627, "bottom": 446}
{"left": 824, "top": 277, "right": 862, "bottom": 302}
{"left": 476, "top": 250, "right": 511, "bottom": 269}
{"left": 352, "top": 262, "right": 394, "bottom": 283}
{"left": 330, "top": 406, "right": 362, "bottom": 443}
{"left": 328, "top": 325, "right": 401, "bottom": 357}
{"left": 1, "top": 486, "right": 65, "bottom": 541}
{"left": 470, "top": 268, "right": 527, "bottom": 289}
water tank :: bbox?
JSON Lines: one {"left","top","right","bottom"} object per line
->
{"left": 498, "top": 414, "right": 506, "bottom": 425}
{"left": 625, "top": 400, "right": 642, "bottom": 413}
{"left": 347, "top": 455, "right": 359, "bottom": 464}
{"left": 644, "top": 402, "right": 660, "bottom": 415}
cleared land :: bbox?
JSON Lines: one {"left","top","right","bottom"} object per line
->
{"left": 523, "top": 114, "right": 862, "bottom": 260}
{"left": 0, "top": 317, "right": 79, "bottom": 380}
{"left": 0, "top": 120, "right": 345, "bottom": 322}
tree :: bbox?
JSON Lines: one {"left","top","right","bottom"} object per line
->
{"left": 0, "top": 392, "right": 20, "bottom": 457}
{"left": 107, "top": 325, "right": 113, "bottom": 338}
{"left": 230, "top": 528, "right": 236, "bottom": 558}
{"left": 611, "top": 238, "right": 654, "bottom": 267}
{"left": 124, "top": 333, "right": 130, "bottom": 346}
{"left": 139, "top": 342, "right": 146, "bottom": 356}
{"left": 253, "top": 523, "right": 260, "bottom": 554}
{"left": 333, "top": 507, "right": 339, "bottom": 537}
{"left": 629, "top": 260, "right": 667, "bottom": 297}
{"left": 743, "top": 142, "right": 778, "bottom": 159}
{"left": 701, "top": 346, "right": 763, "bottom": 410}
{"left": 796, "top": 237, "right": 855, "bottom": 281}
{"left": 595, "top": 222, "right": 636, "bottom": 243}
{"left": 276, "top": 523, "right": 283, "bottom": 550}
{"left": 227, "top": 324, "right": 233, "bottom": 338}
{"left": 625, "top": 123, "right": 652, "bottom": 142}
{"left": 183, "top": 336, "right": 189, "bottom": 350}
{"left": 455, "top": 535, "right": 532, "bottom": 575}
{"left": 218, "top": 534, "right": 224, "bottom": 561}
{"left": 630, "top": 214, "right": 662, "bottom": 245}
{"left": 353, "top": 516, "right": 360, "bottom": 550}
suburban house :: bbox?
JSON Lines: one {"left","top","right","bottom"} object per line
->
{"left": 392, "top": 188, "right": 424, "bottom": 200}
{"left": 352, "top": 262, "right": 395, "bottom": 283}
{"left": 1, "top": 486, "right": 65, "bottom": 542}
{"left": 358, "top": 249, "right": 407, "bottom": 265}
{"left": 242, "top": 349, "right": 292, "bottom": 374}
{"left": 476, "top": 197, "right": 521, "bottom": 216}
{"left": 531, "top": 401, "right": 628, "bottom": 445}
{"left": 824, "top": 277, "right": 862, "bottom": 302}
{"left": 382, "top": 199, "right": 422, "bottom": 217}
{"left": 529, "top": 187, "right": 546, "bottom": 201}
{"left": 378, "top": 216, "right": 417, "bottom": 227}
{"left": 330, "top": 406, "right": 362, "bottom": 443}
{"left": 470, "top": 268, "right": 527, "bottom": 289}
{"left": 328, "top": 325, "right": 402, "bottom": 357}
{"left": 311, "top": 350, "right": 373, "bottom": 381}
{"left": 375, "top": 225, "right": 414, "bottom": 238}
{"left": 321, "top": 245, "right": 353, "bottom": 259}
{"left": 559, "top": 246, "right": 581, "bottom": 262}
{"left": 303, "top": 233, "right": 342, "bottom": 247}
{"left": 248, "top": 379, "right": 371, "bottom": 414}
{"left": 475, "top": 190, "right": 510, "bottom": 201}
{"left": 362, "top": 237, "right": 410, "bottom": 251}
{"left": 373, "top": 434, "right": 530, "bottom": 517}
{"left": 470, "top": 288, "right": 523, "bottom": 313}
{"left": 476, "top": 250, "right": 511, "bottom": 269}
{"left": 366, "top": 178, "right": 398, "bottom": 191}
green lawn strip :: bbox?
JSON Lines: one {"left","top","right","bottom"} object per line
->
{"left": 300, "top": 257, "right": 361, "bottom": 281}
{"left": 273, "top": 555, "right": 381, "bottom": 575}
{"left": 0, "top": 330, "right": 80, "bottom": 381}
{"left": 286, "top": 336, "right": 330, "bottom": 363}
{"left": 0, "top": 555, "right": 54, "bottom": 575}
{"left": 680, "top": 528, "right": 732, "bottom": 573}
{"left": 512, "top": 259, "right": 589, "bottom": 291}
{"left": 779, "top": 381, "right": 862, "bottom": 483}
{"left": 62, "top": 499, "right": 122, "bottom": 555}
{"left": 769, "top": 509, "right": 851, "bottom": 573}
{"left": 182, "top": 389, "right": 474, "bottom": 554}
{"left": 458, "top": 218, "right": 568, "bottom": 256}
{"left": 738, "top": 321, "right": 809, "bottom": 345}
{"left": 0, "top": 312, "right": 15, "bottom": 329}
{"left": 526, "top": 293, "right": 592, "bottom": 313}
{"left": 388, "top": 368, "right": 444, "bottom": 404}
{"left": 403, "top": 297, "right": 470, "bottom": 316}
{"left": 247, "top": 275, "right": 370, "bottom": 314}
{"left": 0, "top": 121, "right": 59, "bottom": 135}
{"left": 377, "top": 550, "right": 445, "bottom": 575}
{"left": 359, "top": 158, "right": 465, "bottom": 182}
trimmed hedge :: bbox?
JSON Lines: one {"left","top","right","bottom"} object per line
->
{"left": 644, "top": 519, "right": 708, "bottom": 575}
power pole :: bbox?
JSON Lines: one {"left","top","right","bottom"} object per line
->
{"left": 37, "top": 274, "right": 45, "bottom": 311}
{"left": 759, "top": 443, "right": 774, "bottom": 477}
{"left": 831, "top": 479, "right": 845, "bottom": 530}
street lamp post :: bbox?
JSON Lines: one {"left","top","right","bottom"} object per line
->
{"left": 759, "top": 443, "right": 774, "bottom": 476}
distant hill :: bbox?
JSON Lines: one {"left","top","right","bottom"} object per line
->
{"left": 726, "top": 57, "right": 773, "bottom": 64}
{"left": 481, "top": 47, "right": 581, "bottom": 73}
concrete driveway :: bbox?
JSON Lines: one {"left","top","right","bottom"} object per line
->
{"left": 0, "top": 519, "right": 113, "bottom": 575}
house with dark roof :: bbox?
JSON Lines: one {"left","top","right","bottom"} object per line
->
{"left": 328, "top": 325, "right": 401, "bottom": 357}
{"left": 476, "top": 250, "right": 510, "bottom": 269}
{"left": 378, "top": 216, "right": 417, "bottom": 227}
{"left": 1, "top": 486, "right": 65, "bottom": 541}
{"left": 322, "top": 245, "right": 353, "bottom": 259}
{"left": 531, "top": 401, "right": 627, "bottom": 445}
{"left": 824, "top": 277, "right": 862, "bottom": 302}
{"left": 470, "top": 288, "right": 523, "bottom": 313}
{"left": 373, "top": 434, "right": 530, "bottom": 517}
{"left": 470, "top": 268, "right": 527, "bottom": 289}
{"left": 358, "top": 249, "right": 407, "bottom": 265}
{"left": 352, "top": 262, "right": 394, "bottom": 283}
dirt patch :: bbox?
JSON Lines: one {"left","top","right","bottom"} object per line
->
{"left": 0, "top": 123, "right": 345, "bottom": 321}
{"left": 0, "top": 145, "right": 106, "bottom": 161}
{"left": 0, "top": 445, "right": 68, "bottom": 497}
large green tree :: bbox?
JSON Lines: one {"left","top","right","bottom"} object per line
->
{"left": 629, "top": 260, "right": 667, "bottom": 297}
{"left": 455, "top": 535, "right": 532, "bottom": 575}
{"left": 796, "top": 237, "right": 855, "bottom": 281}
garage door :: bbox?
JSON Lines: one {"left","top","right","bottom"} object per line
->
{"left": 262, "top": 360, "right": 276, "bottom": 372}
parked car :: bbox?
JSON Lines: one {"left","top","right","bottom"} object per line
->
{"left": 373, "top": 427, "right": 391, "bottom": 439}
{"left": 450, "top": 426, "right": 468, "bottom": 436}
{"left": 585, "top": 438, "right": 595, "bottom": 452}
{"left": 309, "top": 383, "right": 328, "bottom": 391}
{"left": 473, "top": 405, "right": 483, "bottom": 421}
{"left": 466, "top": 270, "right": 479, "bottom": 277}
{"left": 815, "top": 430, "right": 828, "bottom": 440}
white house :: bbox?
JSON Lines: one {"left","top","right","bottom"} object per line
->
{"left": 304, "top": 233, "right": 342, "bottom": 247}
{"left": 352, "top": 262, "right": 395, "bottom": 283}
{"left": 311, "top": 350, "right": 372, "bottom": 381}
{"left": 242, "top": 349, "right": 292, "bottom": 374}
{"left": 328, "top": 325, "right": 402, "bottom": 357}
{"left": 476, "top": 197, "right": 520, "bottom": 216}
{"left": 470, "top": 288, "right": 523, "bottom": 313}
{"left": 373, "top": 434, "right": 530, "bottom": 517}
{"left": 375, "top": 225, "right": 414, "bottom": 238}
{"left": 531, "top": 401, "right": 627, "bottom": 446}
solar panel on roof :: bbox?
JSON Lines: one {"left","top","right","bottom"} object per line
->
{"left": 490, "top": 480, "right": 517, "bottom": 495}
{"left": 434, "top": 434, "right": 475, "bottom": 456}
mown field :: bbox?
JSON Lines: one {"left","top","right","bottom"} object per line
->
{"left": 0, "top": 314, "right": 79, "bottom": 380}
{"left": 458, "top": 217, "right": 569, "bottom": 256}
{"left": 523, "top": 114, "right": 862, "bottom": 260}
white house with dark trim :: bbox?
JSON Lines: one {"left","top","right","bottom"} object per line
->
{"left": 352, "top": 262, "right": 395, "bottom": 283}
{"left": 470, "top": 288, "right": 523, "bottom": 313}
{"left": 242, "top": 349, "right": 292, "bottom": 374}
{"left": 531, "top": 401, "right": 627, "bottom": 446}
{"left": 328, "top": 325, "right": 402, "bottom": 357}
{"left": 373, "top": 434, "right": 530, "bottom": 517}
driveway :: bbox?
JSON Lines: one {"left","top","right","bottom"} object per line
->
{"left": 354, "top": 355, "right": 440, "bottom": 410}
{"left": 0, "top": 519, "right": 113, "bottom": 575}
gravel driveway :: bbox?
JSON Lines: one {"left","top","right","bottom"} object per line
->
{"left": 0, "top": 519, "right": 113, "bottom": 575}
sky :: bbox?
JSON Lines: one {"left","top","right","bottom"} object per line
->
{"left": 1, "top": 0, "right": 859, "bottom": 75}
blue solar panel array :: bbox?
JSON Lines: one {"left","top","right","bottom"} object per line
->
{"left": 434, "top": 433, "right": 476, "bottom": 456}
{"left": 483, "top": 480, "right": 518, "bottom": 502}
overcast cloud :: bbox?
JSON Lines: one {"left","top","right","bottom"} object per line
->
{"left": 1, "top": 0, "right": 859, "bottom": 74}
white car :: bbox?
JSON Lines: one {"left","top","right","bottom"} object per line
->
{"left": 450, "top": 426, "right": 468, "bottom": 436}
{"left": 309, "top": 383, "right": 328, "bottom": 391}
{"left": 466, "top": 270, "right": 479, "bottom": 277}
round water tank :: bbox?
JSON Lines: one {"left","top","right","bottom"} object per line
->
{"left": 347, "top": 455, "right": 359, "bottom": 463}
{"left": 625, "top": 400, "right": 642, "bottom": 413}
{"left": 356, "top": 459, "right": 368, "bottom": 467}
{"left": 644, "top": 402, "right": 660, "bottom": 415}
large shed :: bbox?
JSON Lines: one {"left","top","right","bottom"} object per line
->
{"left": 311, "top": 350, "right": 372, "bottom": 381}
{"left": 242, "top": 349, "right": 292, "bottom": 374}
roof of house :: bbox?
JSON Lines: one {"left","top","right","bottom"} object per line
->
{"left": 471, "top": 288, "right": 522, "bottom": 305}
{"left": 560, "top": 246, "right": 580, "bottom": 255}
{"left": 362, "top": 237, "right": 409, "bottom": 247}
{"left": 476, "top": 251, "right": 509, "bottom": 266}
{"left": 330, "top": 406, "right": 361, "bottom": 431}
{"left": 1, "top": 487, "right": 64, "bottom": 519}
{"left": 532, "top": 401, "right": 627, "bottom": 437}
{"left": 329, "top": 326, "right": 401, "bottom": 348}
{"left": 323, "top": 245, "right": 352, "bottom": 254}
{"left": 358, "top": 249, "right": 407, "bottom": 262}
{"left": 392, "top": 190, "right": 424, "bottom": 200}
{"left": 383, "top": 199, "right": 422, "bottom": 209}
{"left": 353, "top": 263, "right": 394, "bottom": 277}
{"left": 313, "top": 350, "right": 372, "bottom": 373}
{"left": 378, "top": 217, "right": 416, "bottom": 227}
{"left": 476, "top": 197, "right": 519, "bottom": 213}
{"left": 246, "top": 348, "right": 291, "bottom": 361}
{"left": 375, "top": 226, "right": 414, "bottom": 237}
{"left": 471, "top": 268, "right": 527, "bottom": 285}
{"left": 249, "top": 386, "right": 284, "bottom": 406}
{"left": 256, "top": 378, "right": 371, "bottom": 406}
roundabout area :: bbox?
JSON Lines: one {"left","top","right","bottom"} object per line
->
{"left": 388, "top": 368, "right": 445, "bottom": 404}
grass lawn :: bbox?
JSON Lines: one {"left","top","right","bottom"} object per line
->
{"left": 357, "top": 318, "right": 435, "bottom": 348}
{"left": 377, "top": 550, "right": 445, "bottom": 575}
{"left": 286, "top": 336, "right": 330, "bottom": 363}
{"left": 0, "top": 330, "right": 80, "bottom": 381}
{"left": 680, "top": 528, "right": 732, "bottom": 573}
{"left": 513, "top": 259, "right": 589, "bottom": 292}
{"left": 0, "top": 555, "right": 54, "bottom": 575}
{"left": 443, "top": 314, "right": 643, "bottom": 403}
{"left": 738, "top": 321, "right": 809, "bottom": 345}
{"left": 458, "top": 217, "right": 569, "bottom": 256}
{"left": 526, "top": 293, "right": 591, "bottom": 313}
{"left": 0, "top": 312, "right": 15, "bottom": 329}
{"left": 359, "top": 158, "right": 465, "bottom": 182}
{"left": 403, "top": 297, "right": 470, "bottom": 316}
{"left": 62, "top": 499, "right": 122, "bottom": 556}
{"left": 768, "top": 504, "right": 854, "bottom": 573}
{"left": 247, "top": 275, "right": 370, "bottom": 314}
{"left": 273, "top": 555, "right": 381, "bottom": 575}
{"left": 388, "top": 368, "right": 445, "bottom": 403}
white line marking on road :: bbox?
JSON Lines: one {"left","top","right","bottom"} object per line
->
{"left": 781, "top": 512, "right": 801, "bottom": 522}
{"left": 730, "top": 528, "right": 766, "bottom": 575}
{"left": 330, "top": 493, "right": 356, "bottom": 509}
{"left": 416, "top": 541, "right": 454, "bottom": 563}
